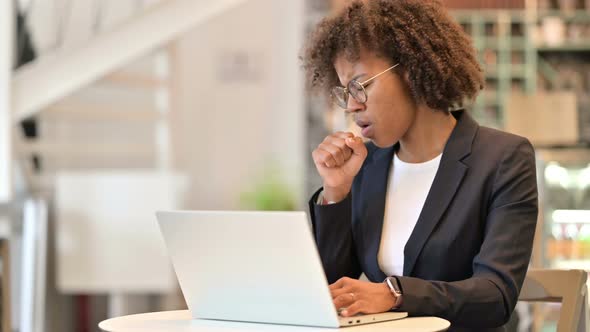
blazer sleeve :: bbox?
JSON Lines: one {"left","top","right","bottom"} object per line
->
{"left": 396, "top": 139, "right": 538, "bottom": 328}
{"left": 309, "top": 189, "right": 362, "bottom": 284}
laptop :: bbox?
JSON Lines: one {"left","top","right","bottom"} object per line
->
{"left": 156, "top": 210, "right": 408, "bottom": 328}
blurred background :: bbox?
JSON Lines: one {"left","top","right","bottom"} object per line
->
{"left": 1, "top": 0, "right": 590, "bottom": 331}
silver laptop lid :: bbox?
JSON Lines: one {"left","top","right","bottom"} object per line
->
{"left": 156, "top": 210, "right": 340, "bottom": 328}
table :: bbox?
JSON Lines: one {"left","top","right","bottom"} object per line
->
{"left": 99, "top": 310, "right": 450, "bottom": 332}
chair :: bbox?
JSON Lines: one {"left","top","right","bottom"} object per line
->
{"left": 519, "top": 269, "right": 588, "bottom": 332}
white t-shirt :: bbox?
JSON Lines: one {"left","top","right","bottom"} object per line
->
{"left": 378, "top": 152, "right": 442, "bottom": 277}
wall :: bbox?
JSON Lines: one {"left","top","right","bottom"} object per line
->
{"left": 174, "top": 0, "right": 305, "bottom": 210}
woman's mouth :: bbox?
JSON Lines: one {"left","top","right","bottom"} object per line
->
{"left": 360, "top": 125, "right": 373, "bottom": 138}
{"left": 355, "top": 120, "right": 373, "bottom": 138}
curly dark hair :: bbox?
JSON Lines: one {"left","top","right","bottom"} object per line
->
{"left": 302, "top": 0, "right": 484, "bottom": 111}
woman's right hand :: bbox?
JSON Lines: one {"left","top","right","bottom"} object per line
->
{"left": 312, "top": 132, "right": 368, "bottom": 203}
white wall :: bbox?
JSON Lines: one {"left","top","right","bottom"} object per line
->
{"left": 23, "top": 0, "right": 306, "bottom": 211}
{"left": 174, "top": 0, "right": 305, "bottom": 210}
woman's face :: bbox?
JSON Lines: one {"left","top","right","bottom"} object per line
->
{"left": 333, "top": 49, "right": 417, "bottom": 148}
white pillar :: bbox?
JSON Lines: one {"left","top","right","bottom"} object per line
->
{"left": 19, "top": 198, "right": 48, "bottom": 332}
{"left": 0, "top": 0, "right": 14, "bottom": 203}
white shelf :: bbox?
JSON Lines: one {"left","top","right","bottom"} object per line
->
{"left": 552, "top": 259, "right": 590, "bottom": 270}
{"left": 552, "top": 210, "right": 590, "bottom": 224}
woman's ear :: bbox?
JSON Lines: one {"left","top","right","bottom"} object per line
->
{"left": 397, "top": 68, "right": 419, "bottom": 108}
{"left": 397, "top": 68, "right": 412, "bottom": 93}
{"left": 402, "top": 70, "right": 411, "bottom": 86}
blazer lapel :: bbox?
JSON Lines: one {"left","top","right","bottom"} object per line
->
{"left": 360, "top": 145, "right": 394, "bottom": 281}
{"left": 403, "top": 111, "right": 478, "bottom": 276}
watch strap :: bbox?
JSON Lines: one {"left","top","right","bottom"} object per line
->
{"left": 384, "top": 276, "right": 403, "bottom": 309}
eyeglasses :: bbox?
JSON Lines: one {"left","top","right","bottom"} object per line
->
{"left": 331, "top": 63, "right": 400, "bottom": 110}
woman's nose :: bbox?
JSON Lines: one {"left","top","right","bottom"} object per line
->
{"left": 345, "top": 97, "right": 365, "bottom": 113}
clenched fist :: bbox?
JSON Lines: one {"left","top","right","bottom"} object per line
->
{"left": 312, "top": 132, "right": 368, "bottom": 203}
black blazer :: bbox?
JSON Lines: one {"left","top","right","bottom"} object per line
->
{"left": 309, "top": 111, "right": 538, "bottom": 331}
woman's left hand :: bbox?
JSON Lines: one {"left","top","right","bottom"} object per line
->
{"left": 329, "top": 277, "right": 396, "bottom": 317}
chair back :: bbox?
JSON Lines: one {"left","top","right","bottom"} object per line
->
{"left": 519, "top": 269, "right": 588, "bottom": 332}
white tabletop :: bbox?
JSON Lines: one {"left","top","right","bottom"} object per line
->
{"left": 99, "top": 310, "right": 450, "bottom": 332}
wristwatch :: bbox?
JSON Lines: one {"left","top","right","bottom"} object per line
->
{"left": 383, "top": 276, "right": 403, "bottom": 309}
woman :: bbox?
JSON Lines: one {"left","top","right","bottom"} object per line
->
{"left": 303, "top": 1, "right": 538, "bottom": 331}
